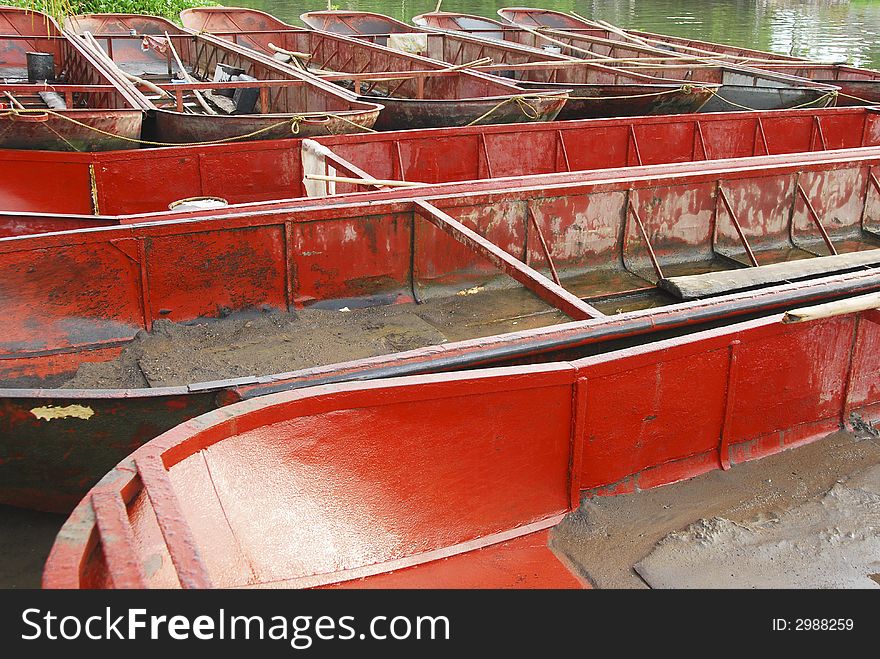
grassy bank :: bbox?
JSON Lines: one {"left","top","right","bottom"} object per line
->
{"left": 5, "top": 0, "right": 217, "bottom": 23}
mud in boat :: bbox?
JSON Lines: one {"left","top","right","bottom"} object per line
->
{"left": 415, "top": 11, "right": 838, "bottom": 113}
{"left": 2, "top": 105, "right": 878, "bottom": 217}
{"left": 178, "top": 7, "right": 567, "bottom": 130}
{"left": 41, "top": 300, "right": 880, "bottom": 588}
{"left": 66, "top": 13, "right": 381, "bottom": 143}
{"left": 0, "top": 8, "right": 143, "bottom": 151}
{"left": 3, "top": 146, "right": 880, "bottom": 511}
{"left": 300, "top": 10, "right": 716, "bottom": 119}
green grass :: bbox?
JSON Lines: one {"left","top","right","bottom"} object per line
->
{"left": 5, "top": 0, "right": 217, "bottom": 24}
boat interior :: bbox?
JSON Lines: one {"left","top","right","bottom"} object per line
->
{"left": 3, "top": 145, "right": 880, "bottom": 388}
{"left": 0, "top": 11, "right": 136, "bottom": 114}
{"left": 66, "top": 14, "right": 368, "bottom": 117}
{"left": 180, "top": 8, "right": 541, "bottom": 103}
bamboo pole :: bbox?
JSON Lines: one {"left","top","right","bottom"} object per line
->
{"left": 82, "top": 31, "right": 181, "bottom": 102}
{"left": 267, "top": 43, "right": 312, "bottom": 60}
{"left": 3, "top": 91, "right": 25, "bottom": 110}
{"left": 782, "top": 292, "right": 880, "bottom": 323}
{"left": 164, "top": 31, "right": 216, "bottom": 115}
{"left": 440, "top": 56, "right": 493, "bottom": 71}
{"left": 304, "top": 173, "right": 426, "bottom": 187}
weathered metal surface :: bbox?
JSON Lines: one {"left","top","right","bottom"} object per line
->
{"left": 180, "top": 7, "right": 567, "bottom": 129}
{"left": 41, "top": 308, "right": 880, "bottom": 588}
{"left": 4, "top": 147, "right": 880, "bottom": 380}
{"left": 3, "top": 105, "right": 878, "bottom": 216}
{"left": 4, "top": 146, "right": 880, "bottom": 511}
{"left": 67, "top": 13, "right": 382, "bottom": 143}
{"left": 0, "top": 8, "right": 144, "bottom": 151}
{"left": 416, "top": 11, "right": 839, "bottom": 113}
{"left": 496, "top": 7, "right": 808, "bottom": 62}
{"left": 301, "top": 10, "right": 418, "bottom": 38}
{"left": 497, "top": 6, "right": 880, "bottom": 104}
{"left": 414, "top": 11, "right": 513, "bottom": 36}
{"left": 0, "top": 389, "right": 219, "bottom": 512}
{"left": 301, "top": 10, "right": 719, "bottom": 119}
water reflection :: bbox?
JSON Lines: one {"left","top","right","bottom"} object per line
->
{"left": 236, "top": 0, "right": 880, "bottom": 69}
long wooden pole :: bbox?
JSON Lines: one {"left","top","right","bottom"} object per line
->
{"left": 3, "top": 91, "right": 25, "bottom": 110}
{"left": 304, "top": 173, "right": 426, "bottom": 187}
{"left": 164, "top": 31, "right": 216, "bottom": 115}
{"left": 82, "top": 31, "right": 183, "bottom": 105}
{"left": 783, "top": 292, "right": 880, "bottom": 323}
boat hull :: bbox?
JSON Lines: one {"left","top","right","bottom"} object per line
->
{"left": 496, "top": 7, "right": 808, "bottom": 62}
{"left": 180, "top": 7, "right": 567, "bottom": 129}
{"left": 0, "top": 8, "right": 145, "bottom": 151}
{"left": 823, "top": 80, "right": 880, "bottom": 105}
{"left": 151, "top": 107, "right": 380, "bottom": 143}
{"left": 0, "top": 109, "right": 142, "bottom": 151}
{"left": 5, "top": 106, "right": 877, "bottom": 216}
{"left": 69, "top": 14, "right": 383, "bottom": 142}
{"left": 3, "top": 145, "right": 880, "bottom": 511}
{"left": 701, "top": 86, "right": 835, "bottom": 112}
{"left": 515, "top": 80, "right": 713, "bottom": 118}
{"left": 366, "top": 93, "right": 565, "bottom": 129}
{"left": 42, "top": 307, "right": 880, "bottom": 588}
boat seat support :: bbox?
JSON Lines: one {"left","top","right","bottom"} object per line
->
{"left": 412, "top": 199, "right": 600, "bottom": 319}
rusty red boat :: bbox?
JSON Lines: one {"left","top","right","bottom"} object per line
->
{"left": 3, "top": 140, "right": 880, "bottom": 512}
{"left": 66, "top": 13, "right": 382, "bottom": 142}
{"left": 497, "top": 6, "right": 809, "bottom": 62}
{"left": 497, "top": 6, "right": 880, "bottom": 104}
{"left": 300, "top": 10, "right": 717, "bottom": 119}
{"left": 415, "top": 10, "right": 841, "bottom": 112}
{"left": 178, "top": 7, "right": 567, "bottom": 130}
{"left": 41, "top": 296, "right": 880, "bottom": 588}
{"left": 1, "top": 105, "right": 877, "bottom": 217}
{"left": 0, "top": 7, "right": 143, "bottom": 150}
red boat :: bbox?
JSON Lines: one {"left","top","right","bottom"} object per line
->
{"left": 65, "top": 13, "right": 382, "bottom": 142}
{"left": 2, "top": 105, "right": 877, "bottom": 217}
{"left": 2, "top": 144, "right": 880, "bottom": 512}
{"left": 300, "top": 10, "right": 717, "bottom": 119}
{"left": 497, "top": 6, "right": 880, "bottom": 104}
{"left": 41, "top": 297, "right": 880, "bottom": 588}
{"left": 497, "top": 7, "right": 808, "bottom": 62}
{"left": 0, "top": 8, "right": 144, "bottom": 150}
{"left": 177, "top": 7, "right": 567, "bottom": 130}
{"left": 415, "top": 10, "right": 842, "bottom": 112}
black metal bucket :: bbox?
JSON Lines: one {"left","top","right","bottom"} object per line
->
{"left": 26, "top": 52, "right": 55, "bottom": 82}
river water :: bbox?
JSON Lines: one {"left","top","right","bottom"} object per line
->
{"left": 236, "top": 0, "right": 880, "bottom": 69}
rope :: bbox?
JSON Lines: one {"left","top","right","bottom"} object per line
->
{"left": 704, "top": 87, "right": 839, "bottom": 111}
{"left": 0, "top": 107, "right": 375, "bottom": 147}
{"left": 563, "top": 83, "right": 708, "bottom": 102}
{"left": 463, "top": 85, "right": 713, "bottom": 125}
{"left": 834, "top": 89, "right": 880, "bottom": 105}
{"left": 465, "top": 93, "right": 546, "bottom": 126}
